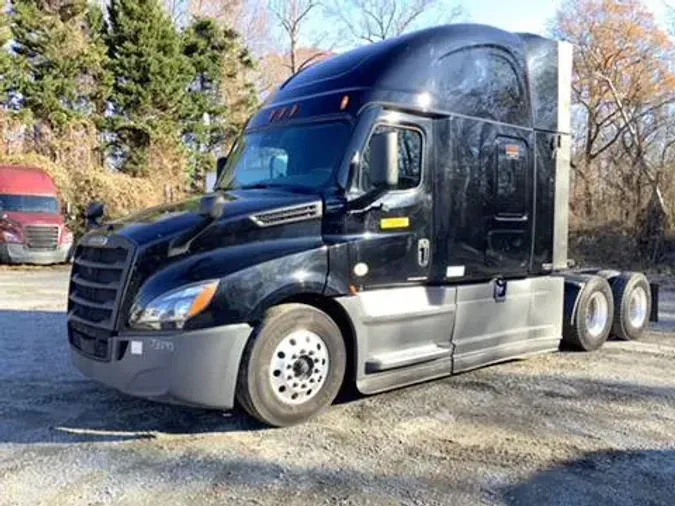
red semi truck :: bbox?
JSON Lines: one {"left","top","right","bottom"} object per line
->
{"left": 0, "top": 165, "right": 74, "bottom": 264}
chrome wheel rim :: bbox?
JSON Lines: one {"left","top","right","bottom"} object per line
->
{"left": 628, "top": 286, "right": 648, "bottom": 328}
{"left": 269, "top": 330, "right": 330, "bottom": 405}
{"left": 586, "top": 292, "right": 609, "bottom": 337}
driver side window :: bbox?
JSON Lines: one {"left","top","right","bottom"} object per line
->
{"left": 360, "top": 125, "right": 423, "bottom": 191}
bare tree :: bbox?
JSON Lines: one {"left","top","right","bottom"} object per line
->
{"left": 328, "top": 0, "right": 463, "bottom": 44}
{"left": 164, "top": 0, "right": 190, "bottom": 24}
{"left": 187, "top": 0, "right": 273, "bottom": 56}
{"left": 269, "top": 0, "right": 324, "bottom": 74}
{"left": 552, "top": 0, "right": 675, "bottom": 258}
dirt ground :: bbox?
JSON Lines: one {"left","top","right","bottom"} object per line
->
{"left": 0, "top": 268, "right": 674, "bottom": 506}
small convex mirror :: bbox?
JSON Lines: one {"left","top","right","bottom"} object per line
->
{"left": 199, "top": 193, "right": 227, "bottom": 220}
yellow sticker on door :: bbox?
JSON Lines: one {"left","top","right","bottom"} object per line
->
{"left": 380, "top": 217, "right": 410, "bottom": 229}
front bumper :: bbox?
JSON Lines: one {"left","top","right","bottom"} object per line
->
{"left": 70, "top": 324, "right": 253, "bottom": 410}
{"left": 0, "top": 242, "right": 72, "bottom": 265}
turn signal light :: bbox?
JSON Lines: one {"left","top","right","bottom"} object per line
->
{"left": 188, "top": 282, "right": 219, "bottom": 318}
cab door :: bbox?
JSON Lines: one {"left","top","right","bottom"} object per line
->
{"left": 345, "top": 112, "right": 433, "bottom": 289}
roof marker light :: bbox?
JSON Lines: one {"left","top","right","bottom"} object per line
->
{"left": 340, "top": 95, "right": 350, "bottom": 110}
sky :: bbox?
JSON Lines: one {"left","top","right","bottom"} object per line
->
{"left": 306, "top": 0, "right": 673, "bottom": 50}
{"left": 462, "top": 0, "right": 561, "bottom": 34}
{"left": 462, "top": 0, "right": 672, "bottom": 33}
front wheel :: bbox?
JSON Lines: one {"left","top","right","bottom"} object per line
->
{"left": 236, "top": 303, "right": 346, "bottom": 427}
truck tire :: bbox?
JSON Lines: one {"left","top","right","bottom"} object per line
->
{"left": 236, "top": 303, "right": 346, "bottom": 427}
{"left": 563, "top": 276, "right": 614, "bottom": 351}
{"left": 610, "top": 272, "right": 651, "bottom": 341}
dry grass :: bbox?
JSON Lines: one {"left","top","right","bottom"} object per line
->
{"left": 1, "top": 147, "right": 189, "bottom": 236}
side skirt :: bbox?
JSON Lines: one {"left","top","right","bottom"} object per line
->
{"left": 358, "top": 356, "right": 453, "bottom": 395}
{"left": 336, "top": 277, "right": 564, "bottom": 396}
{"left": 453, "top": 336, "right": 561, "bottom": 373}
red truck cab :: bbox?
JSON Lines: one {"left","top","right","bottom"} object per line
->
{"left": 0, "top": 165, "right": 74, "bottom": 264}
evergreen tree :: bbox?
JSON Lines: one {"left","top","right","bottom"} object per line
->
{"left": 182, "top": 17, "right": 257, "bottom": 187}
{"left": 106, "top": 0, "right": 193, "bottom": 175}
{"left": 10, "top": 0, "right": 110, "bottom": 134}
{"left": 0, "top": 0, "right": 11, "bottom": 105}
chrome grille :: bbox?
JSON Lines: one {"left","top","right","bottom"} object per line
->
{"left": 68, "top": 235, "right": 134, "bottom": 361}
{"left": 25, "top": 225, "right": 59, "bottom": 250}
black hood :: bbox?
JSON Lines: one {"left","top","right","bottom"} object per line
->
{"left": 108, "top": 189, "right": 323, "bottom": 247}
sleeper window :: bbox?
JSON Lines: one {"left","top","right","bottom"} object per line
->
{"left": 360, "top": 125, "right": 422, "bottom": 191}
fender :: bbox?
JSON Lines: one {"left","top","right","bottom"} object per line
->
{"left": 561, "top": 273, "right": 593, "bottom": 329}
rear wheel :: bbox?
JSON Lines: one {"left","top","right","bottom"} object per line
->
{"left": 610, "top": 272, "right": 651, "bottom": 341}
{"left": 236, "top": 303, "right": 346, "bottom": 427}
{"left": 563, "top": 276, "right": 614, "bottom": 351}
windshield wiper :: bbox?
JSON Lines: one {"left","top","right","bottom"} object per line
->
{"left": 237, "top": 183, "right": 275, "bottom": 190}
{"left": 236, "top": 183, "right": 315, "bottom": 194}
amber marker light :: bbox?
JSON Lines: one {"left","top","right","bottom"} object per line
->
{"left": 340, "top": 95, "right": 350, "bottom": 110}
{"left": 188, "top": 281, "right": 219, "bottom": 318}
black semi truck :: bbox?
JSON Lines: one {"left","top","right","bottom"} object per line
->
{"left": 68, "top": 24, "right": 654, "bottom": 427}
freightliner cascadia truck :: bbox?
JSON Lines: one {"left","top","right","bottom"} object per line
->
{"left": 68, "top": 24, "right": 656, "bottom": 427}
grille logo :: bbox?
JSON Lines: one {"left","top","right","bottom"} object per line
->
{"left": 87, "top": 235, "right": 109, "bottom": 247}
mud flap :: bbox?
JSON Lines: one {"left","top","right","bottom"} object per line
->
{"left": 650, "top": 283, "right": 659, "bottom": 322}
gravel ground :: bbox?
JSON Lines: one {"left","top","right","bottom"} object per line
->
{"left": 0, "top": 268, "right": 674, "bottom": 506}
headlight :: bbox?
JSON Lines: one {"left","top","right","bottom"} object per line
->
{"left": 1, "top": 229, "right": 22, "bottom": 243}
{"left": 129, "top": 280, "right": 219, "bottom": 330}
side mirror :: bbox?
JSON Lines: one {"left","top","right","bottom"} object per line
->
{"left": 64, "top": 201, "right": 73, "bottom": 217}
{"left": 86, "top": 201, "right": 106, "bottom": 229}
{"left": 216, "top": 156, "right": 228, "bottom": 181}
{"left": 369, "top": 131, "right": 399, "bottom": 188}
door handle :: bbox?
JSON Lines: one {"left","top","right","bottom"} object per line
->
{"left": 418, "top": 238, "right": 430, "bottom": 267}
{"left": 494, "top": 214, "right": 528, "bottom": 223}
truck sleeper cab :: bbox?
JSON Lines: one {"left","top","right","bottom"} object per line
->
{"left": 68, "top": 24, "right": 654, "bottom": 427}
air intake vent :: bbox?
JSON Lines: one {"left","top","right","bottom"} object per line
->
{"left": 251, "top": 201, "right": 322, "bottom": 227}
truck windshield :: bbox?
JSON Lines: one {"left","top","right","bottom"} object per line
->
{"left": 0, "top": 194, "right": 59, "bottom": 214}
{"left": 216, "top": 120, "right": 351, "bottom": 192}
